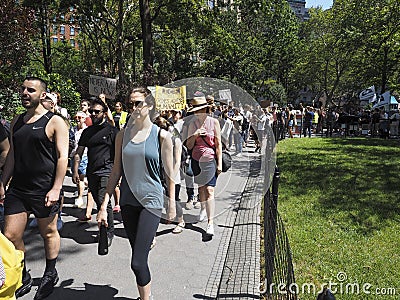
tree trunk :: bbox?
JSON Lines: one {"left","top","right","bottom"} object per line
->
{"left": 40, "top": 3, "right": 52, "bottom": 73}
{"left": 380, "top": 46, "right": 389, "bottom": 93}
{"left": 139, "top": 0, "right": 153, "bottom": 85}
{"left": 116, "top": 0, "right": 125, "bottom": 87}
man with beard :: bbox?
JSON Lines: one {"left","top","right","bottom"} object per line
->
{"left": 72, "top": 98, "right": 118, "bottom": 246}
{"left": 0, "top": 76, "right": 69, "bottom": 299}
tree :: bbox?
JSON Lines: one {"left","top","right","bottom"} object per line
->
{"left": 290, "top": 6, "right": 359, "bottom": 106}
{"left": 22, "top": 0, "right": 61, "bottom": 74}
{"left": 67, "top": 0, "right": 137, "bottom": 95}
{"left": 0, "top": 0, "right": 35, "bottom": 88}
{"left": 0, "top": 0, "right": 35, "bottom": 120}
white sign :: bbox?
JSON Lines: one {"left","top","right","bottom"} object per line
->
{"left": 359, "top": 86, "right": 376, "bottom": 102}
{"left": 219, "top": 89, "right": 232, "bottom": 104}
{"left": 89, "top": 75, "right": 117, "bottom": 100}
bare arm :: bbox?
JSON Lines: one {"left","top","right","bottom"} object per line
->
{"left": 0, "top": 138, "right": 10, "bottom": 170}
{"left": 160, "top": 130, "right": 176, "bottom": 222}
{"left": 173, "top": 138, "right": 182, "bottom": 181}
{"left": 0, "top": 116, "right": 19, "bottom": 199}
{"left": 98, "top": 130, "right": 124, "bottom": 226}
{"left": 213, "top": 119, "right": 223, "bottom": 174}
{"left": 46, "top": 115, "right": 69, "bottom": 206}
{"left": 106, "top": 107, "right": 115, "bottom": 126}
{"left": 72, "top": 146, "right": 85, "bottom": 184}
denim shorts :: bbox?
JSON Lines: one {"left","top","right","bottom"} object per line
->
{"left": 191, "top": 159, "right": 217, "bottom": 187}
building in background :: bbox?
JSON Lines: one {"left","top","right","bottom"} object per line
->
{"left": 288, "top": 0, "right": 309, "bottom": 21}
{"left": 51, "top": 6, "right": 80, "bottom": 49}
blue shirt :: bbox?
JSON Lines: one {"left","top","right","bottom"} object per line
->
{"left": 120, "top": 124, "right": 163, "bottom": 209}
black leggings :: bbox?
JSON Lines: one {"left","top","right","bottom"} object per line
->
{"left": 121, "top": 205, "right": 161, "bottom": 286}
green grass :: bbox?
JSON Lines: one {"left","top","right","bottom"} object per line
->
{"left": 276, "top": 138, "right": 400, "bottom": 300}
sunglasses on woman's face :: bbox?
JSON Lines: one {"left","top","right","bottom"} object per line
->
{"left": 127, "top": 101, "right": 146, "bottom": 109}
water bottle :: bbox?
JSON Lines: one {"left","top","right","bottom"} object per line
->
{"left": 98, "top": 224, "right": 108, "bottom": 255}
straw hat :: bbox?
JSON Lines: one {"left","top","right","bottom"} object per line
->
{"left": 187, "top": 91, "right": 209, "bottom": 112}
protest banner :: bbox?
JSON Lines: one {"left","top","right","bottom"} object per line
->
{"left": 219, "top": 89, "right": 232, "bottom": 104}
{"left": 155, "top": 86, "right": 186, "bottom": 111}
{"left": 89, "top": 75, "right": 117, "bottom": 100}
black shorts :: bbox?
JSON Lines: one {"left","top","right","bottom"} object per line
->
{"left": 4, "top": 188, "right": 61, "bottom": 218}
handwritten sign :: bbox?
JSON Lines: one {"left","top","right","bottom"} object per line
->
{"left": 89, "top": 75, "right": 117, "bottom": 100}
{"left": 155, "top": 86, "right": 186, "bottom": 111}
{"left": 219, "top": 89, "right": 232, "bottom": 104}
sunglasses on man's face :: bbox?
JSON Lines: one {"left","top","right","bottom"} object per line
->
{"left": 89, "top": 109, "right": 103, "bottom": 115}
{"left": 127, "top": 101, "right": 146, "bottom": 109}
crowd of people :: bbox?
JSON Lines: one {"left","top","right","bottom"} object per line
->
{"left": 266, "top": 103, "right": 400, "bottom": 140}
{"left": 0, "top": 77, "right": 273, "bottom": 300}
{"left": 1, "top": 75, "right": 399, "bottom": 299}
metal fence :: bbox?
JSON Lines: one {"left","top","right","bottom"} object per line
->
{"left": 263, "top": 166, "right": 297, "bottom": 300}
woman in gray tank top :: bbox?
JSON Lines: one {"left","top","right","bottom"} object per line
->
{"left": 97, "top": 87, "right": 176, "bottom": 300}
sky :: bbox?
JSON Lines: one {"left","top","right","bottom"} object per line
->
{"left": 306, "top": 0, "right": 333, "bottom": 9}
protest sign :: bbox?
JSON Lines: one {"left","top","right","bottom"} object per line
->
{"left": 155, "top": 86, "right": 186, "bottom": 111}
{"left": 89, "top": 75, "right": 117, "bottom": 100}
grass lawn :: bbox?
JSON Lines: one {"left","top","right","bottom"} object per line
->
{"left": 276, "top": 137, "right": 400, "bottom": 300}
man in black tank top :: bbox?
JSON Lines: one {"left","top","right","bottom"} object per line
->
{"left": 0, "top": 76, "right": 69, "bottom": 299}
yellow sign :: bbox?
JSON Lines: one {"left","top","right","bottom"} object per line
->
{"left": 155, "top": 86, "right": 186, "bottom": 111}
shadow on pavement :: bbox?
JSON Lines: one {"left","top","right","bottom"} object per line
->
{"left": 193, "top": 294, "right": 216, "bottom": 299}
{"left": 60, "top": 220, "right": 98, "bottom": 245}
{"left": 44, "top": 279, "right": 133, "bottom": 300}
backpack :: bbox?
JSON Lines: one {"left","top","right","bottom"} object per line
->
{"left": 0, "top": 232, "right": 24, "bottom": 299}
{"left": 241, "top": 113, "right": 249, "bottom": 130}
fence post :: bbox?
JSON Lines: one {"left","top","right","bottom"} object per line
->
{"left": 264, "top": 166, "right": 280, "bottom": 295}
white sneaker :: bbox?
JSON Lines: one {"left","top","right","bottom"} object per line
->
{"left": 236, "top": 153, "right": 242, "bottom": 157}
{"left": 198, "top": 209, "right": 207, "bottom": 222}
{"left": 206, "top": 224, "right": 214, "bottom": 236}
{"left": 193, "top": 201, "right": 201, "bottom": 209}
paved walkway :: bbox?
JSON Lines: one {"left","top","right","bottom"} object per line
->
{"left": 19, "top": 145, "right": 264, "bottom": 300}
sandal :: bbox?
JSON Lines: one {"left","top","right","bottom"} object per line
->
{"left": 172, "top": 221, "right": 185, "bottom": 234}
{"left": 77, "top": 215, "right": 91, "bottom": 222}
{"left": 112, "top": 205, "right": 121, "bottom": 213}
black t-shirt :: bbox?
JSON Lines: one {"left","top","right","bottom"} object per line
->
{"left": 113, "top": 112, "right": 121, "bottom": 130}
{"left": 78, "top": 121, "right": 118, "bottom": 176}
{"left": 0, "top": 122, "right": 8, "bottom": 142}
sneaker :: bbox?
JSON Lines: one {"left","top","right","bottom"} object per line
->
{"left": 28, "top": 218, "right": 38, "bottom": 228}
{"left": 34, "top": 270, "right": 59, "bottom": 300}
{"left": 206, "top": 223, "right": 214, "bottom": 236}
{"left": 193, "top": 201, "right": 201, "bottom": 209}
{"left": 185, "top": 200, "right": 193, "bottom": 210}
{"left": 74, "top": 198, "right": 84, "bottom": 208}
{"left": 236, "top": 153, "right": 242, "bottom": 157}
{"left": 15, "top": 271, "right": 33, "bottom": 298}
{"left": 198, "top": 208, "right": 207, "bottom": 222}
{"left": 172, "top": 221, "right": 185, "bottom": 234}
{"left": 112, "top": 205, "right": 121, "bottom": 213}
